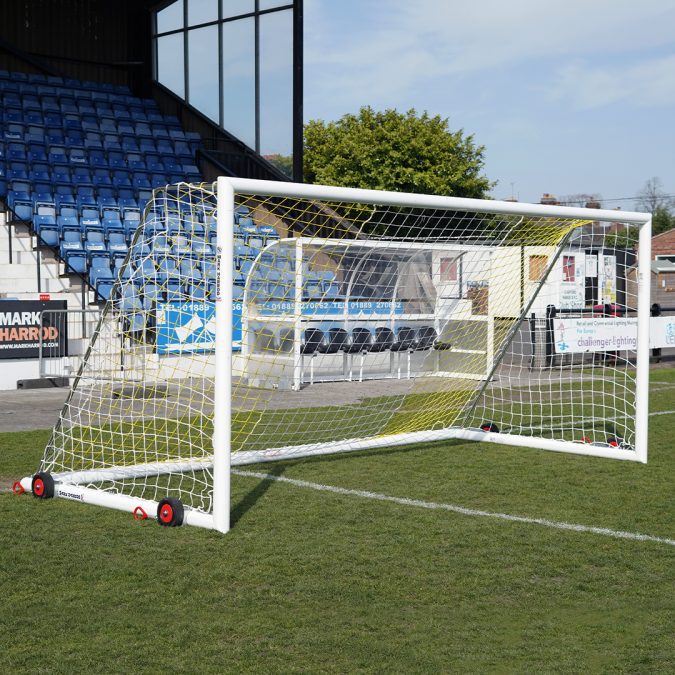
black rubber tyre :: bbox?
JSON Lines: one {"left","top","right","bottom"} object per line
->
{"left": 480, "top": 422, "right": 500, "bottom": 433}
{"left": 32, "top": 472, "right": 55, "bottom": 499}
{"left": 157, "top": 497, "right": 184, "bottom": 527}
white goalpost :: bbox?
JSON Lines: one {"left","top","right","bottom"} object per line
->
{"left": 19, "top": 178, "right": 652, "bottom": 533}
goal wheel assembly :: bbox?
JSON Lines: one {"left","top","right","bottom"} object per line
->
{"left": 31, "top": 472, "right": 55, "bottom": 499}
{"left": 480, "top": 422, "right": 500, "bottom": 433}
{"left": 157, "top": 497, "right": 184, "bottom": 527}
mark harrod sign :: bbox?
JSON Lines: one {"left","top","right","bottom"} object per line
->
{"left": 0, "top": 300, "right": 67, "bottom": 360}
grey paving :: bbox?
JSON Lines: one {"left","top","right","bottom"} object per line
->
{"left": 0, "top": 388, "right": 69, "bottom": 433}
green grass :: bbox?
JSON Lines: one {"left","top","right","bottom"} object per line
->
{"left": 1, "top": 370, "right": 674, "bottom": 672}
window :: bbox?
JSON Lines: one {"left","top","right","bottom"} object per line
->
{"left": 188, "top": 25, "right": 220, "bottom": 122}
{"left": 562, "top": 255, "right": 575, "bottom": 283}
{"left": 529, "top": 255, "right": 548, "bottom": 282}
{"left": 157, "top": 0, "right": 184, "bottom": 33}
{"left": 154, "top": 0, "right": 299, "bottom": 177}
{"left": 222, "top": 17, "right": 256, "bottom": 148}
{"left": 157, "top": 33, "right": 185, "bottom": 99}
{"left": 221, "top": 0, "right": 254, "bottom": 18}
{"left": 188, "top": 0, "right": 218, "bottom": 26}
{"left": 259, "top": 0, "right": 291, "bottom": 9}
{"left": 259, "top": 8, "right": 293, "bottom": 156}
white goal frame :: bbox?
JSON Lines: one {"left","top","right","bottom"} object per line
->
{"left": 20, "top": 177, "right": 652, "bottom": 534}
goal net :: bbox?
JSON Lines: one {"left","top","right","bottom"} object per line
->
{"left": 20, "top": 179, "right": 652, "bottom": 532}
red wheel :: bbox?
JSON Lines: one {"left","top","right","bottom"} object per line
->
{"left": 33, "top": 478, "right": 44, "bottom": 497}
{"left": 32, "top": 472, "right": 55, "bottom": 499}
{"left": 157, "top": 497, "right": 184, "bottom": 527}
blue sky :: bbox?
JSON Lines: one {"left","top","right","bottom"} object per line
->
{"left": 303, "top": 0, "right": 675, "bottom": 207}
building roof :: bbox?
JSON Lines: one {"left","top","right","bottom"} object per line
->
{"left": 651, "top": 260, "right": 675, "bottom": 274}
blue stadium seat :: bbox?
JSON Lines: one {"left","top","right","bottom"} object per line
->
{"left": 77, "top": 192, "right": 98, "bottom": 212}
{"left": 52, "top": 166, "right": 71, "bottom": 185}
{"left": 139, "top": 138, "right": 156, "bottom": 153}
{"left": 47, "top": 145, "right": 68, "bottom": 165}
{"left": 63, "top": 113, "right": 82, "bottom": 131}
{"left": 61, "top": 238, "right": 87, "bottom": 274}
{"left": 32, "top": 183, "right": 54, "bottom": 211}
{"left": 202, "top": 261, "right": 217, "bottom": 282}
{"left": 7, "top": 165, "right": 29, "bottom": 181}
{"left": 7, "top": 181, "right": 33, "bottom": 222}
{"left": 108, "top": 232, "right": 128, "bottom": 257}
{"left": 43, "top": 111, "right": 61, "bottom": 126}
{"left": 69, "top": 148, "right": 87, "bottom": 165}
{"left": 5, "top": 107, "right": 23, "bottom": 123}
{"left": 33, "top": 214, "right": 58, "bottom": 246}
{"left": 191, "top": 240, "right": 214, "bottom": 258}
{"left": 132, "top": 172, "right": 151, "bottom": 190}
{"left": 4, "top": 123, "right": 24, "bottom": 141}
{"left": 150, "top": 173, "right": 166, "bottom": 189}
{"left": 146, "top": 154, "right": 164, "bottom": 172}
{"left": 172, "top": 235, "right": 192, "bottom": 258}
{"left": 55, "top": 190, "right": 77, "bottom": 212}
{"left": 118, "top": 193, "right": 139, "bottom": 214}
{"left": 57, "top": 215, "right": 79, "bottom": 236}
{"left": 179, "top": 260, "right": 202, "bottom": 283}
{"left": 80, "top": 213, "right": 102, "bottom": 234}
{"left": 92, "top": 168, "right": 112, "bottom": 188}
{"left": 151, "top": 234, "right": 172, "bottom": 257}
{"left": 46, "top": 128, "right": 64, "bottom": 144}
{"left": 65, "top": 130, "right": 84, "bottom": 147}
{"left": 156, "top": 258, "right": 179, "bottom": 284}
{"left": 27, "top": 144, "right": 47, "bottom": 162}
{"left": 90, "top": 263, "right": 115, "bottom": 299}
{"left": 7, "top": 142, "right": 27, "bottom": 161}
{"left": 126, "top": 152, "right": 146, "bottom": 171}
{"left": 26, "top": 124, "right": 45, "bottom": 143}
{"left": 258, "top": 225, "right": 280, "bottom": 245}
{"left": 109, "top": 151, "right": 126, "bottom": 170}
{"left": 103, "top": 134, "right": 122, "bottom": 151}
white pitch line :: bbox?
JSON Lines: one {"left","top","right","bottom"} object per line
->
{"left": 233, "top": 469, "right": 675, "bottom": 547}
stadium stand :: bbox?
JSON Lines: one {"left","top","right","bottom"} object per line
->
{"left": 0, "top": 69, "right": 203, "bottom": 300}
{"left": 0, "top": 70, "right": 437, "bottom": 379}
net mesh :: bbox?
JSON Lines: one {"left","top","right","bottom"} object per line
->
{"left": 39, "top": 182, "right": 642, "bottom": 514}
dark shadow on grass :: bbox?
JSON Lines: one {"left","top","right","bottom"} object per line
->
{"left": 230, "top": 462, "right": 287, "bottom": 527}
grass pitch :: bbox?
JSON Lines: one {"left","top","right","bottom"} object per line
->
{"left": 1, "top": 370, "right": 674, "bottom": 672}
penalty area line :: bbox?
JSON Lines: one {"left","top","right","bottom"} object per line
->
{"left": 233, "top": 469, "right": 675, "bottom": 547}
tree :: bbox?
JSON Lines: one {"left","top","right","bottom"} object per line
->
{"left": 265, "top": 153, "right": 293, "bottom": 179}
{"left": 304, "top": 107, "right": 495, "bottom": 198}
{"left": 653, "top": 205, "right": 675, "bottom": 235}
{"left": 636, "top": 177, "right": 674, "bottom": 215}
{"left": 604, "top": 206, "right": 674, "bottom": 250}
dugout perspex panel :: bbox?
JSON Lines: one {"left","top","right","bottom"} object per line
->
{"left": 20, "top": 178, "right": 652, "bottom": 533}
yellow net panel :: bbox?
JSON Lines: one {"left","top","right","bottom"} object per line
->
{"left": 39, "top": 182, "right": 639, "bottom": 513}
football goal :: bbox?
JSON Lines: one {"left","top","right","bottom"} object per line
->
{"left": 18, "top": 178, "right": 653, "bottom": 533}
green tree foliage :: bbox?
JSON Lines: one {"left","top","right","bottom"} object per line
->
{"left": 606, "top": 206, "right": 674, "bottom": 249}
{"left": 304, "top": 107, "right": 495, "bottom": 197}
{"left": 265, "top": 153, "right": 293, "bottom": 179}
{"left": 653, "top": 205, "right": 675, "bottom": 235}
